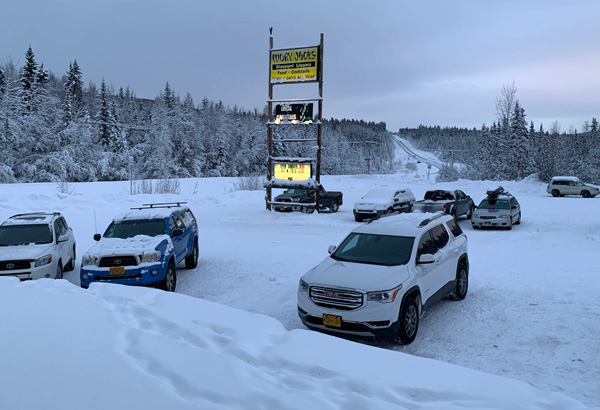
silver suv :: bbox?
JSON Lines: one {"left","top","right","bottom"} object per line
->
{"left": 297, "top": 212, "right": 469, "bottom": 344}
{"left": 546, "top": 176, "right": 599, "bottom": 198}
{"left": 471, "top": 187, "right": 521, "bottom": 230}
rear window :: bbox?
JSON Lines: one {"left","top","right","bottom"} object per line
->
{"left": 445, "top": 219, "right": 463, "bottom": 237}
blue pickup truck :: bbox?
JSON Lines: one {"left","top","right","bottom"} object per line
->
{"left": 80, "top": 203, "right": 198, "bottom": 291}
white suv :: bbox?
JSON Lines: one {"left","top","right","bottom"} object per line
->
{"left": 297, "top": 212, "right": 468, "bottom": 344}
{"left": 0, "top": 212, "right": 76, "bottom": 281}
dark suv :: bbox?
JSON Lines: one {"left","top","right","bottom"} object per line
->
{"left": 80, "top": 203, "right": 198, "bottom": 291}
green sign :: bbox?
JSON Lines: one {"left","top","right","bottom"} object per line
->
{"left": 364, "top": 157, "right": 371, "bottom": 161}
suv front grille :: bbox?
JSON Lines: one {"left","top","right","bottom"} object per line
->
{"left": 0, "top": 260, "right": 33, "bottom": 270}
{"left": 480, "top": 216, "right": 496, "bottom": 220}
{"left": 310, "top": 286, "right": 363, "bottom": 310}
{"left": 98, "top": 256, "right": 138, "bottom": 267}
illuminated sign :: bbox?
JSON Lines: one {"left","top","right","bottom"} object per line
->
{"left": 274, "top": 163, "right": 312, "bottom": 181}
{"left": 270, "top": 46, "right": 319, "bottom": 84}
{"left": 275, "top": 103, "right": 313, "bottom": 123}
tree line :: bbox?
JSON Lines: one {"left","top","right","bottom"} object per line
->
{"left": 0, "top": 47, "right": 394, "bottom": 183}
{"left": 399, "top": 83, "right": 600, "bottom": 184}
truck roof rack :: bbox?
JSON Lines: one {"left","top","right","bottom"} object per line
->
{"left": 418, "top": 212, "right": 446, "bottom": 228}
{"left": 131, "top": 202, "right": 187, "bottom": 210}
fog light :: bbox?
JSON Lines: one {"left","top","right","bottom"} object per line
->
{"left": 151, "top": 269, "right": 158, "bottom": 276}
{"left": 82, "top": 274, "right": 88, "bottom": 280}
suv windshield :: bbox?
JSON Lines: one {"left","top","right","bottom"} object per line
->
{"left": 0, "top": 225, "right": 53, "bottom": 245}
{"left": 104, "top": 219, "right": 166, "bottom": 239}
{"left": 331, "top": 232, "right": 414, "bottom": 266}
{"left": 478, "top": 199, "right": 510, "bottom": 209}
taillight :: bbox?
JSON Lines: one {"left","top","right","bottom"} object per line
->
{"left": 443, "top": 203, "right": 447, "bottom": 213}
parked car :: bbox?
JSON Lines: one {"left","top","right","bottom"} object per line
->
{"left": 297, "top": 212, "right": 469, "bottom": 344}
{"left": 471, "top": 186, "right": 521, "bottom": 230}
{"left": 80, "top": 203, "right": 198, "bottom": 291}
{"left": 273, "top": 185, "right": 343, "bottom": 213}
{"left": 412, "top": 189, "right": 474, "bottom": 219}
{"left": 0, "top": 212, "right": 76, "bottom": 281}
{"left": 546, "top": 176, "right": 599, "bottom": 198}
{"left": 353, "top": 188, "right": 415, "bottom": 222}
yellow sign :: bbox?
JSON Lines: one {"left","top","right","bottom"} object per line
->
{"left": 270, "top": 46, "right": 319, "bottom": 84}
{"left": 274, "top": 163, "right": 311, "bottom": 181}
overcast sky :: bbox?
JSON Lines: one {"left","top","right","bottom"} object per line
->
{"left": 2, "top": 0, "right": 599, "bottom": 132}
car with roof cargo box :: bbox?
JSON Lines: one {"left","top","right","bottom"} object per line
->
{"left": 80, "top": 203, "right": 198, "bottom": 291}
{"left": 0, "top": 212, "right": 76, "bottom": 281}
{"left": 297, "top": 211, "right": 469, "bottom": 344}
{"left": 471, "top": 186, "right": 521, "bottom": 230}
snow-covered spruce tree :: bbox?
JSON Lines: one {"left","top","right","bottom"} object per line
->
{"left": 505, "top": 101, "right": 533, "bottom": 180}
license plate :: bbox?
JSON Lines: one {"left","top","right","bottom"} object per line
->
{"left": 323, "top": 314, "right": 341, "bottom": 328}
{"left": 109, "top": 266, "right": 125, "bottom": 275}
{"left": 484, "top": 221, "right": 491, "bottom": 226}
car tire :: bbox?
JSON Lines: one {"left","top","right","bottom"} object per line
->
{"left": 450, "top": 263, "right": 469, "bottom": 300}
{"left": 551, "top": 189, "right": 560, "bottom": 197}
{"left": 507, "top": 217, "right": 513, "bottom": 230}
{"left": 330, "top": 201, "right": 339, "bottom": 213}
{"left": 515, "top": 212, "right": 521, "bottom": 225}
{"left": 397, "top": 297, "right": 419, "bottom": 344}
{"left": 354, "top": 216, "right": 363, "bottom": 222}
{"left": 581, "top": 190, "right": 591, "bottom": 198}
{"left": 65, "top": 245, "right": 76, "bottom": 271}
{"left": 185, "top": 241, "right": 199, "bottom": 269}
{"left": 159, "top": 260, "right": 177, "bottom": 292}
{"left": 466, "top": 205, "right": 474, "bottom": 220}
{"left": 55, "top": 262, "right": 63, "bottom": 280}
{"left": 472, "top": 224, "right": 479, "bottom": 229}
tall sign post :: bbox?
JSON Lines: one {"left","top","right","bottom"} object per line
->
{"left": 265, "top": 31, "right": 324, "bottom": 212}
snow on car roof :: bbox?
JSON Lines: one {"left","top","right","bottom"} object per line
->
{"left": 113, "top": 207, "right": 186, "bottom": 222}
{"left": 551, "top": 176, "right": 580, "bottom": 181}
{"left": 353, "top": 212, "right": 451, "bottom": 237}
{"left": 363, "top": 188, "right": 395, "bottom": 198}
{"left": 3, "top": 212, "right": 56, "bottom": 226}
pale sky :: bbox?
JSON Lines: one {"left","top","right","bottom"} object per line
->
{"left": 2, "top": 0, "right": 599, "bottom": 132}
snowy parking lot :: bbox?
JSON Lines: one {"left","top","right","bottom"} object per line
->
{"left": 0, "top": 171, "right": 599, "bottom": 407}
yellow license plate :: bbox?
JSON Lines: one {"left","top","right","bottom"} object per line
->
{"left": 109, "top": 266, "right": 125, "bottom": 275}
{"left": 323, "top": 314, "right": 341, "bottom": 328}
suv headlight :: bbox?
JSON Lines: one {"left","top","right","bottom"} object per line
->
{"left": 81, "top": 255, "right": 97, "bottom": 266}
{"left": 298, "top": 278, "right": 309, "bottom": 292}
{"left": 368, "top": 285, "right": 402, "bottom": 303}
{"left": 140, "top": 251, "right": 161, "bottom": 263}
{"left": 35, "top": 254, "right": 53, "bottom": 267}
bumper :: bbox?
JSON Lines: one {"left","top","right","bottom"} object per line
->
{"left": 353, "top": 209, "right": 385, "bottom": 220}
{"left": 297, "top": 290, "right": 401, "bottom": 340}
{"left": 80, "top": 262, "right": 165, "bottom": 288}
{"left": 471, "top": 216, "right": 511, "bottom": 228}
{"left": 0, "top": 260, "right": 59, "bottom": 281}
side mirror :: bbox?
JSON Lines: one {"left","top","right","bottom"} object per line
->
{"left": 93, "top": 233, "right": 101, "bottom": 241}
{"left": 417, "top": 254, "right": 435, "bottom": 265}
{"left": 57, "top": 234, "right": 69, "bottom": 243}
{"left": 171, "top": 228, "right": 184, "bottom": 237}
{"left": 327, "top": 245, "right": 337, "bottom": 254}
{"left": 511, "top": 206, "right": 517, "bottom": 209}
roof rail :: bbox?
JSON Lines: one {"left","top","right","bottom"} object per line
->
{"left": 418, "top": 212, "right": 446, "bottom": 228}
{"left": 10, "top": 212, "right": 59, "bottom": 218}
{"left": 130, "top": 202, "right": 187, "bottom": 210}
{"left": 365, "top": 211, "right": 401, "bottom": 224}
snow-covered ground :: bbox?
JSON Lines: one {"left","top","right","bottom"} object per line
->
{"left": 1, "top": 152, "right": 599, "bottom": 408}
